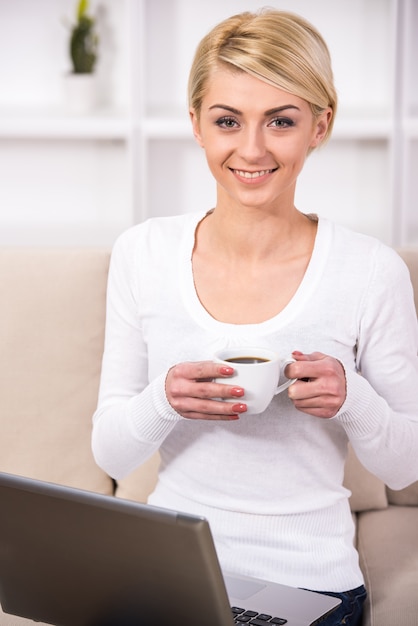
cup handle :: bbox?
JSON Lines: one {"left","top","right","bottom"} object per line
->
{"left": 275, "top": 358, "right": 297, "bottom": 395}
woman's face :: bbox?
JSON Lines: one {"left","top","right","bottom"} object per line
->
{"left": 190, "top": 68, "right": 331, "bottom": 212}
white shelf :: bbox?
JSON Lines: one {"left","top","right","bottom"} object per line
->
{"left": 0, "top": 0, "right": 416, "bottom": 247}
{"left": 0, "top": 107, "right": 131, "bottom": 140}
{"left": 142, "top": 117, "right": 192, "bottom": 139}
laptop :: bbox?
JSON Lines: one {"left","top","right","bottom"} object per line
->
{"left": 0, "top": 472, "right": 341, "bottom": 626}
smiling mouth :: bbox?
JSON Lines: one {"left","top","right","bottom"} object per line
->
{"left": 231, "top": 168, "right": 277, "bottom": 179}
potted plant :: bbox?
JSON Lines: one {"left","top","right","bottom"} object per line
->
{"left": 70, "top": 0, "right": 98, "bottom": 74}
{"left": 64, "top": 0, "right": 99, "bottom": 113}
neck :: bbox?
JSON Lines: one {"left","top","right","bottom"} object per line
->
{"left": 198, "top": 204, "right": 316, "bottom": 263}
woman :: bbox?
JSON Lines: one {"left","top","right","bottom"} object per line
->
{"left": 92, "top": 10, "right": 418, "bottom": 625}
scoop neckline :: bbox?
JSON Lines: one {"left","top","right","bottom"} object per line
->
{"left": 179, "top": 211, "right": 332, "bottom": 336}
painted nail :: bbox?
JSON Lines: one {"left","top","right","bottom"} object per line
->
{"left": 232, "top": 403, "right": 247, "bottom": 413}
{"left": 220, "top": 366, "right": 234, "bottom": 376}
{"left": 231, "top": 387, "right": 244, "bottom": 397}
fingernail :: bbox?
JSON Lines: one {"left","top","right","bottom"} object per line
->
{"left": 231, "top": 387, "right": 244, "bottom": 397}
{"left": 232, "top": 403, "right": 247, "bottom": 413}
{"left": 220, "top": 366, "right": 234, "bottom": 376}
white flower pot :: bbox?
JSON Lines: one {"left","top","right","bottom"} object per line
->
{"left": 63, "top": 73, "right": 98, "bottom": 114}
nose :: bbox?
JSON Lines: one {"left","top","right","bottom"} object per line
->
{"left": 238, "top": 125, "right": 267, "bottom": 162}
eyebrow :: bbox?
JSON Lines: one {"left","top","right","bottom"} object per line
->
{"left": 208, "top": 104, "right": 300, "bottom": 115}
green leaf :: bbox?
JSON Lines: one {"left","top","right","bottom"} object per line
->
{"left": 77, "top": 0, "right": 89, "bottom": 21}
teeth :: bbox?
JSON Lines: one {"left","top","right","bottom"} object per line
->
{"left": 234, "top": 169, "right": 274, "bottom": 179}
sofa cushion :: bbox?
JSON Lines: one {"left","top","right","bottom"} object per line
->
{"left": 357, "top": 505, "right": 418, "bottom": 626}
{"left": 387, "top": 480, "right": 418, "bottom": 506}
{"left": 343, "top": 444, "right": 388, "bottom": 512}
{"left": 0, "top": 249, "right": 113, "bottom": 495}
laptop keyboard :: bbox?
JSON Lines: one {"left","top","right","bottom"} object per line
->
{"left": 231, "top": 606, "right": 287, "bottom": 624}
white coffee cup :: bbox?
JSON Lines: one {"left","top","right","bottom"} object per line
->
{"left": 214, "top": 347, "right": 297, "bottom": 415}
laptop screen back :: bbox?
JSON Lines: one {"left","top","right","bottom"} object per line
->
{"left": 0, "top": 472, "right": 234, "bottom": 626}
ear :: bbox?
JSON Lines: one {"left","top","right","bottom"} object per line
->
{"left": 189, "top": 108, "right": 204, "bottom": 148}
{"left": 310, "top": 107, "right": 332, "bottom": 149}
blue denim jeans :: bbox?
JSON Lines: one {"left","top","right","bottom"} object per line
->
{"left": 309, "top": 585, "right": 367, "bottom": 625}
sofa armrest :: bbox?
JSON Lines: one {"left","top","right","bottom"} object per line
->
{"left": 357, "top": 505, "right": 418, "bottom": 626}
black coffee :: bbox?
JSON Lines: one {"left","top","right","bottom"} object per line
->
{"left": 225, "top": 357, "right": 270, "bottom": 364}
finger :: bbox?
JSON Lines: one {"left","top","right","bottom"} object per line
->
{"left": 166, "top": 361, "right": 248, "bottom": 420}
{"left": 169, "top": 375, "right": 245, "bottom": 402}
{"left": 196, "top": 365, "right": 236, "bottom": 382}
{"left": 167, "top": 363, "right": 235, "bottom": 401}
{"left": 172, "top": 398, "right": 247, "bottom": 421}
{"left": 287, "top": 378, "right": 316, "bottom": 400}
{"left": 288, "top": 380, "right": 344, "bottom": 418}
{"left": 195, "top": 381, "right": 246, "bottom": 400}
{"left": 285, "top": 360, "right": 319, "bottom": 381}
{"left": 292, "top": 351, "right": 328, "bottom": 362}
{"left": 290, "top": 396, "right": 342, "bottom": 419}
{"left": 288, "top": 374, "right": 343, "bottom": 399}
{"left": 172, "top": 361, "right": 235, "bottom": 382}
{"left": 286, "top": 354, "right": 341, "bottom": 382}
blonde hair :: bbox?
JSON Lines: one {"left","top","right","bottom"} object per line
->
{"left": 188, "top": 8, "right": 337, "bottom": 144}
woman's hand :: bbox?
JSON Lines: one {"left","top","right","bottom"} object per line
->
{"left": 286, "top": 351, "right": 347, "bottom": 419}
{"left": 165, "top": 361, "right": 247, "bottom": 420}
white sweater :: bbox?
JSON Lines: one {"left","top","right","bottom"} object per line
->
{"left": 92, "top": 212, "right": 418, "bottom": 592}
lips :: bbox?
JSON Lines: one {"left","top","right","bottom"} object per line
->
{"left": 231, "top": 168, "right": 277, "bottom": 179}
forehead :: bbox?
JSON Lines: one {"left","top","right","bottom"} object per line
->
{"left": 201, "top": 67, "right": 308, "bottom": 113}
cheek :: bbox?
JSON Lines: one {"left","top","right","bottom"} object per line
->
{"left": 275, "top": 138, "right": 310, "bottom": 167}
{"left": 200, "top": 147, "right": 225, "bottom": 182}
{"left": 201, "top": 138, "right": 231, "bottom": 167}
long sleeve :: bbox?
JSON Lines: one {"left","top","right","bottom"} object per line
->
{"left": 92, "top": 224, "right": 183, "bottom": 479}
{"left": 335, "top": 242, "right": 418, "bottom": 489}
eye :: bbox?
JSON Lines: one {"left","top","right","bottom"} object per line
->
{"left": 215, "top": 116, "right": 239, "bottom": 129}
{"left": 268, "top": 117, "right": 295, "bottom": 129}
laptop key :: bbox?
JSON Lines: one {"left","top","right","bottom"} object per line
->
{"left": 269, "top": 619, "right": 288, "bottom": 625}
{"left": 256, "top": 615, "right": 272, "bottom": 621}
{"left": 250, "top": 617, "right": 287, "bottom": 626}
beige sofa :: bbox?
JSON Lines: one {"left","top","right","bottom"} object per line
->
{"left": 0, "top": 246, "right": 417, "bottom": 626}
